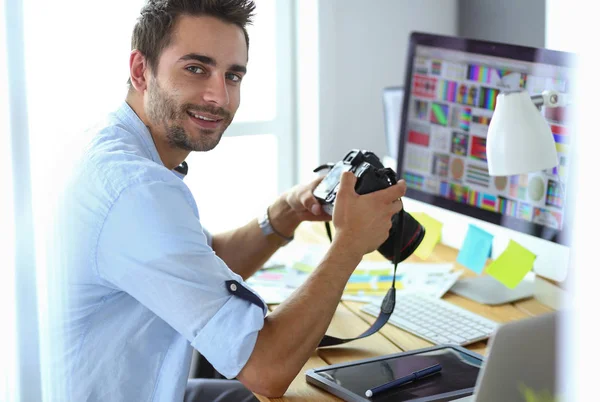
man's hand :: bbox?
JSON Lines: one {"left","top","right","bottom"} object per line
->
{"left": 237, "top": 174, "right": 407, "bottom": 397}
{"left": 268, "top": 176, "right": 329, "bottom": 238}
{"left": 283, "top": 176, "right": 330, "bottom": 222}
{"left": 332, "top": 171, "right": 407, "bottom": 256}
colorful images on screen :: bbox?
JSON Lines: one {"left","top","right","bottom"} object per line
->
{"left": 546, "top": 179, "right": 563, "bottom": 208}
{"left": 414, "top": 100, "right": 429, "bottom": 120}
{"left": 457, "top": 84, "right": 478, "bottom": 106}
{"left": 401, "top": 46, "right": 571, "bottom": 232}
{"left": 478, "top": 87, "right": 499, "bottom": 110}
{"left": 413, "top": 75, "right": 437, "bottom": 98}
{"left": 498, "top": 196, "right": 518, "bottom": 217}
{"left": 430, "top": 102, "right": 449, "bottom": 126}
{"left": 408, "top": 129, "right": 430, "bottom": 147}
{"left": 451, "top": 132, "right": 468, "bottom": 156}
{"left": 451, "top": 106, "right": 472, "bottom": 132}
{"left": 469, "top": 136, "right": 487, "bottom": 162}
{"left": 432, "top": 60, "right": 443, "bottom": 75}
{"left": 533, "top": 207, "right": 562, "bottom": 229}
{"left": 468, "top": 190, "right": 497, "bottom": 212}
{"left": 404, "top": 171, "right": 425, "bottom": 188}
{"left": 432, "top": 153, "right": 450, "bottom": 178}
{"left": 518, "top": 202, "right": 534, "bottom": 221}
{"left": 438, "top": 80, "right": 458, "bottom": 102}
{"left": 449, "top": 183, "right": 468, "bottom": 203}
{"left": 465, "top": 163, "right": 490, "bottom": 187}
{"left": 472, "top": 114, "right": 491, "bottom": 126}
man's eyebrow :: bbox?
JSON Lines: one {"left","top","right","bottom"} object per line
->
{"left": 179, "top": 53, "right": 247, "bottom": 74}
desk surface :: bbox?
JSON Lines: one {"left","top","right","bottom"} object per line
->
{"left": 254, "top": 236, "right": 554, "bottom": 402}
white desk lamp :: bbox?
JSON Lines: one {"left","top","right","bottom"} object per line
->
{"left": 451, "top": 89, "right": 568, "bottom": 307}
{"left": 487, "top": 89, "right": 566, "bottom": 176}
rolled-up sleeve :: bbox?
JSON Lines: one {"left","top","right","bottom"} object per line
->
{"left": 96, "top": 179, "right": 266, "bottom": 378}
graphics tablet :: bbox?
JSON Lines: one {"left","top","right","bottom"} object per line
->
{"left": 305, "top": 345, "right": 483, "bottom": 402}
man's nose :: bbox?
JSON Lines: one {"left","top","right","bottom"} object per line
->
{"left": 202, "top": 75, "right": 229, "bottom": 107}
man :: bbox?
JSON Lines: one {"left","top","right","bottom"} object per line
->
{"left": 58, "top": 0, "right": 406, "bottom": 401}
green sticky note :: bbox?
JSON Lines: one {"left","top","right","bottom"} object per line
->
{"left": 412, "top": 212, "right": 443, "bottom": 260}
{"left": 486, "top": 240, "right": 536, "bottom": 289}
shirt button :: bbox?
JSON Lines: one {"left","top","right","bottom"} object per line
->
{"left": 229, "top": 283, "right": 237, "bottom": 292}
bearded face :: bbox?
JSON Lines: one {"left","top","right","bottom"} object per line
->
{"left": 146, "top": 76, "right": 234, "bottom": 152}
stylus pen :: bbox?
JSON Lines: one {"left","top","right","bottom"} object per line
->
{"left": 365, "top": 363, "right": 442, "bottom": 398}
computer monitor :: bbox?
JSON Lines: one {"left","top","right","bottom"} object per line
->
{"left": 396, "top": 32, "right": 576, "bottom": 303}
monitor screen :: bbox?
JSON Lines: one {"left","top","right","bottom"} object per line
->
{"left": 397, "top": 32, "right": 576, "bottom": 246}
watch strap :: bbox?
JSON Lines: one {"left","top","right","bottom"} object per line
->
{"left": 257, "top": 207, "right": 294, "bottom": 245}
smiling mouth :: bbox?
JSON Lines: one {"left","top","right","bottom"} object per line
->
{"left": 186, "top": 110, "right": 224, "bottom": 128}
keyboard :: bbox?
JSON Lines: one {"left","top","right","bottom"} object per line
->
{"left": 360, "top": 292, "right": 499, "bottom": 346}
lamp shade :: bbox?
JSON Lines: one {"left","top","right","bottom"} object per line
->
{"left": 486, "top": 90, "right": 558, "bottom": 176}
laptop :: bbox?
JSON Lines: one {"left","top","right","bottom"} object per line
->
{"left": 454, "top": 312, "right": 559, "bottom": 401}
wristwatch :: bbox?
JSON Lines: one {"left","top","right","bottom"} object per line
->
{"left": 257, "top": 207, "right": 294, "bottom": 245}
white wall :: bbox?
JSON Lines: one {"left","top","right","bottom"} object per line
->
{"left": 297, "top": 0, "right": 569, "bottom": 283}
{"left": 458, "top": 0, "right": 546, "bottom": 48}
{"left": 316, "top": 0, "right": 458, "bottom": 165}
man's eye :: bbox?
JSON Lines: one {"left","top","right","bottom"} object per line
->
{"left": 186, "top": 66, "right": 205, "bottom": 74}
{"left": 226, "top": 73, "right": 242, "bottom": 83}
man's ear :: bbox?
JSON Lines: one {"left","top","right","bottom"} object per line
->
{"left": 129, "top": 50, "right": 149, "bottom": 92}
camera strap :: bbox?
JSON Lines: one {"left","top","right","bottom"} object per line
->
{"left": 317, "top": 221, "right": 402, "bottom": 348}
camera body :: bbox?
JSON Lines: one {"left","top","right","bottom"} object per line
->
{"left": 313, "top": 149, "right": 425, "bottom": 264}
{"left": 313, "top": 150, "right": 397, "bottom": 215}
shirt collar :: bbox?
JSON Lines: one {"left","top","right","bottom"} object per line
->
{"left": 115, "top": 101, "right": 163, "bottom": 166}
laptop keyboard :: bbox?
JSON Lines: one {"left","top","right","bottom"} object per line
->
{"left": 360, "top": 292, "right": 499, "bottom": 346}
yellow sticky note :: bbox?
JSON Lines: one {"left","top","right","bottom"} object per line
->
{"left": 412, "top": 212, "right": 443, "bottom": 260}
{"left": 486, "top": 240, "right": 536, "bottom": 289}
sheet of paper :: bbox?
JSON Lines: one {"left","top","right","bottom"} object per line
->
{"left": 255, "top": 252, "right": 459, "bottom": 304}
{"left": 486, "top": 240, "right": 537, "bottom": 289}
{"left": 399, "top": 262, "right": 454, "bottom": 274}
{"left": 342, "top": 293, "right": 390, "bottom": 304}
{"left": 456, "top": 224, "right": 494, "bottom": 274}
{"left": 294, "top": 258, "right": 397, "bottom": 276}
{"left": 263, "top": 242, "right": 328, "bottom": 270}
{"left": 402, "top": 270, "right": 462, "bottom": 298}
{"left": 412, "top": 212, "right": 443, "bottom": 260}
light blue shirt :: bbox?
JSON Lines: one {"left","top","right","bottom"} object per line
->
{"left": 59, "top": 102, "right": 267, "bottom": 401}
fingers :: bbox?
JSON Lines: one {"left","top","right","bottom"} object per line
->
{"left": 364, "top": 179, "right": 406, "bottom": 203}
{"left": 304, "top": 176, "right": 326, "bottom": 215}
{"left": 385, "top": 179, "right": 407, "bottom": 202}
{"left": 300, "top": 190, "right": 323, "bottom": 216}
{"left": 309, "top": 175, "right": 325, "bottom": 191}
{"left": 337, "top": 171, "right": 357, "bottom": 196}
{"left": 285, "top": 177, "right": 328, "bottom": 217}
{"left": 392, "top": 197, "right": 404, "bottom": 214}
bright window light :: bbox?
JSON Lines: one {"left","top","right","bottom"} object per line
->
{"left": 234, "top": 0, "right": 277, "bottom": 123}
{"left": 0, "top": 0, "right": 18, "bottom": 399}
{"left": 22, "top": 0, "right": 286, "bottom": 238}
{"left": 184, "top": 134, "right": 279, "bottom": 232}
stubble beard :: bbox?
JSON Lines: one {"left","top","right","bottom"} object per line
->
{"left": 146, "top": 78, "right": 233, "bottom": 152}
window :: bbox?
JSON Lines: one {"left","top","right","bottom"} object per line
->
{"left": 22, "top": 0, "right": 295, "bottom": 234}
{"left": 184, "top": 0, "right": 296, "bottom": 232}
{"left": 0, "top": 0, "right": 18, "bottom": 399}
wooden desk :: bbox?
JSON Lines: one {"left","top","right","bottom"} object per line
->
{"left": 254, "top": 239, "right": 554, "bottom": 402}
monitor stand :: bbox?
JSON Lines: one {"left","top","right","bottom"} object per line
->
{"left": 450, "top": 274, "right": 534, "bottom": 305}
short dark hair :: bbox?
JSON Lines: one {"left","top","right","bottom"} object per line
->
{"left": 129, "top": 0, "right": 255, "bottom": 84}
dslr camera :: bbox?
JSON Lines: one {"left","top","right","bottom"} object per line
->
{"left": 313, "top": 149, "right": 425, "bottom": 264}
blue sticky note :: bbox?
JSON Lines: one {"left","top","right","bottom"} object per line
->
{"left": 457, "top": 224, "right": 494, "bottom": 274}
